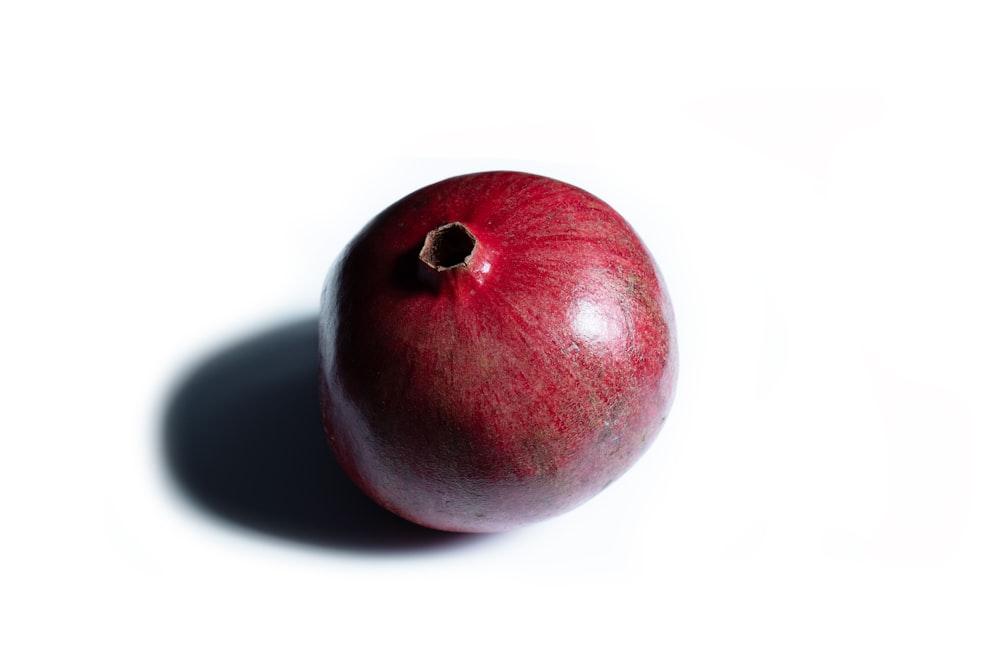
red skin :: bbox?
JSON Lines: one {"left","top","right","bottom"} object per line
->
{"left": 319, "top": 171, "right": 677, "bottom": 532}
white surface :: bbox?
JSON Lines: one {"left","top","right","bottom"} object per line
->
{"left": 2, "top": 1, "right": 998, "bottom": 665}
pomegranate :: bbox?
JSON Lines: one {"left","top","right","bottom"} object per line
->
{"left": 319, "top": 171, "right": 677, "bottom": 532}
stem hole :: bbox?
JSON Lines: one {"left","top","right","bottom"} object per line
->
{"left": 419, "top": 222, "right": 477, "bottom": 271}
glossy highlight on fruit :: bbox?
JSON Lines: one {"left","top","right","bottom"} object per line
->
{"left": 319, "top": 171, "right": 677, "bottom": 532}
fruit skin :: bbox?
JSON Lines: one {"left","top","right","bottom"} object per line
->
{"left": 319, "top": 171, "right": 677, "bottom": 532}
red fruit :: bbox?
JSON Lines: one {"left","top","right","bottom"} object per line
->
{"left": 319, "top": 171, "right": 677, "bottom": 532}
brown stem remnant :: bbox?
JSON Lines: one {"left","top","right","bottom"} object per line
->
{"left": 419, "top": 222, "right": 477, "bottom": 271}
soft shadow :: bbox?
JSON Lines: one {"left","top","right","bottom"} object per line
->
{"left": 161, "top": 317, "right": 486, "bottom": 553}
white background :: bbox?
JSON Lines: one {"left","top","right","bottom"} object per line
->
{"left": 2, "top": 1, "right": 998, "bottom": 664}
